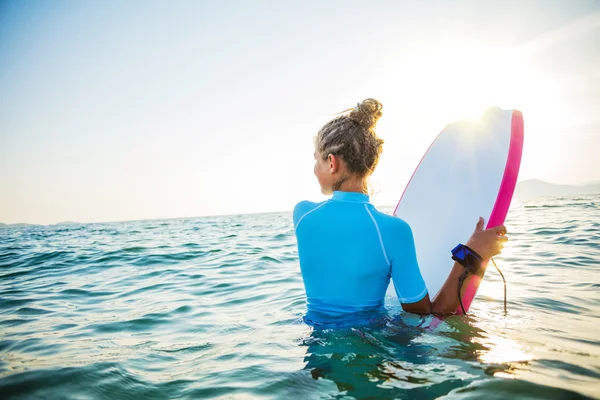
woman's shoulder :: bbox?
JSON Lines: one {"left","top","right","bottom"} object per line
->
{"left": 293, "top": 200, "right": 328, "bottom": 228}
{"left": 367, "top": 206, "right": 413, "bottom": 234}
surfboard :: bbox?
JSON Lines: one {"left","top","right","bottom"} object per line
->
{"left": 389, "top": 108, "right": 524, "bottom": 313}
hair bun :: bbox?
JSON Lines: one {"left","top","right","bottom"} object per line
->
{"left": 348, "top": 98, "right": 383, "bottom": 131}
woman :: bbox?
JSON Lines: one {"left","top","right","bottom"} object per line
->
{"left": 293, "top": 98, "right": 507, "bottom": 316}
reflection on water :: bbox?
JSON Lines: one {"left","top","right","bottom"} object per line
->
{"left": 476, "top": 332, "right": 533, "bottom": 365}
{"left": 300, "top": 315, "right": 465, "bottom": 399}
{"left": 299, "top": 310, "right": 590, "bottom": 400}
{"left": 299, "top": 311, "right": 537, "bottom": 399}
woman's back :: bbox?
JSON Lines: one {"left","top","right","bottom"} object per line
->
{"left": 294, "top": 191, "right": 428, "bottom": 316}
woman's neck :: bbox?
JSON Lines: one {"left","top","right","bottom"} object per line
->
{"left": 334, "top": 176, "right": 368, "bottom": 194}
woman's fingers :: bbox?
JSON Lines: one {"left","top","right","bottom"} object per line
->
{"left": 494, "top": 225, "right": 507, "bottom": 235}
{"left": 475, "top": 217, "right": 485, "bottom": 233}
{"left": 468, "top": 223, "right": 509, "bottom": 259}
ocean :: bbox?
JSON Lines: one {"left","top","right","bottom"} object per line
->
{"left": 1, "top": 194, "right": 598, "bottom": 399}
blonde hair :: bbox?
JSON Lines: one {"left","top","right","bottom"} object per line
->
{"left": 315, "top": 98, "right": 384, "bottom": 191}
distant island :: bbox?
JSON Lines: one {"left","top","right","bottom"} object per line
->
{"left": 0, "top": 222, "right": 41, "bottom": 229}
{"left": 0, "top": 222, "right": 77, "bottom": 229}
{"left": 514, "top": 179, "right": 600, "bottom": 202}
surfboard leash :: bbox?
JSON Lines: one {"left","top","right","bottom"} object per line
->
{"left": 457, "top": 257, "right": 507, "bottom": 315}
{"left": 457, "top": 269, "right": 470, "bottom": 315}
{"left": 490, "top": 257, "right": 508, "bottom": 315}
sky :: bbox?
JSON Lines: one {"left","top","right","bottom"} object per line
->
{"left": 1, "top": 0, "right": 599, "bottom": 224}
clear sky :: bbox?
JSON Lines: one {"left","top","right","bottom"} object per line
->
{"left": 1, "top": 0, "right": 599, "bottom": 224}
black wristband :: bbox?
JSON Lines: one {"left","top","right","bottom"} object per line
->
{"left": 451, "top": 244, "right": 483, "bottom": 274}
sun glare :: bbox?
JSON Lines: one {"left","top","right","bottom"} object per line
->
{"left": 435, "top": 43, "right": 528, "bottom": 119}
{"left": 476, "top": 334, "right": 534, "bottom": 366}
{"left": 392, "top": 41, "right": 537, "bottom": 126}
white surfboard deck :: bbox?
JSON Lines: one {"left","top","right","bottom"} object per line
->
{"left": 387, "top": 108, "right": 524, "bottom": 313}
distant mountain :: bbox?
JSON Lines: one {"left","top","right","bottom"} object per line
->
{"left": 514, "top": 179, "right": 600, "bottom": 201}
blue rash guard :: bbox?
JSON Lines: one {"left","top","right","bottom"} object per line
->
{"left": 293, "top": 191, "right": 428, "bottom": 316}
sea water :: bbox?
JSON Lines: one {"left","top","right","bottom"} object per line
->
{"left": 1, "top": 194, "right": 599, "bottom": 399}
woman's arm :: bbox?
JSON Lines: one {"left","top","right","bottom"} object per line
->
{"left": 401, "top": 217, "right": 508, "bottom": 315}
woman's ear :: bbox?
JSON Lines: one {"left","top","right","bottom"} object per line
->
{"left": 327, "top": 154, "right": 339, "bottom": 174}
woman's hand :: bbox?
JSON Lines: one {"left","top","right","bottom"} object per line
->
{"left": 465, "top": 217, "right": 508, "bottom": 259}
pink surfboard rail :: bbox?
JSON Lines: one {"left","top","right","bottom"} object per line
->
{"left": 393, "top": 110, "right": 524, "bottom": 314}
{"left": 458, "top": 110, "right": 524, "bottom": 313}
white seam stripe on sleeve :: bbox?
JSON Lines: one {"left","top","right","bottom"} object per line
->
{"left": 364, "top": 204, "right": 390, "bottom": 266}
{"left": 294, "top": 201, "right": 329, "bottom": 232}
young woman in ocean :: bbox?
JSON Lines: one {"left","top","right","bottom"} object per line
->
{"left": 293, "top": 98, "right": 508, "bottom": 316}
